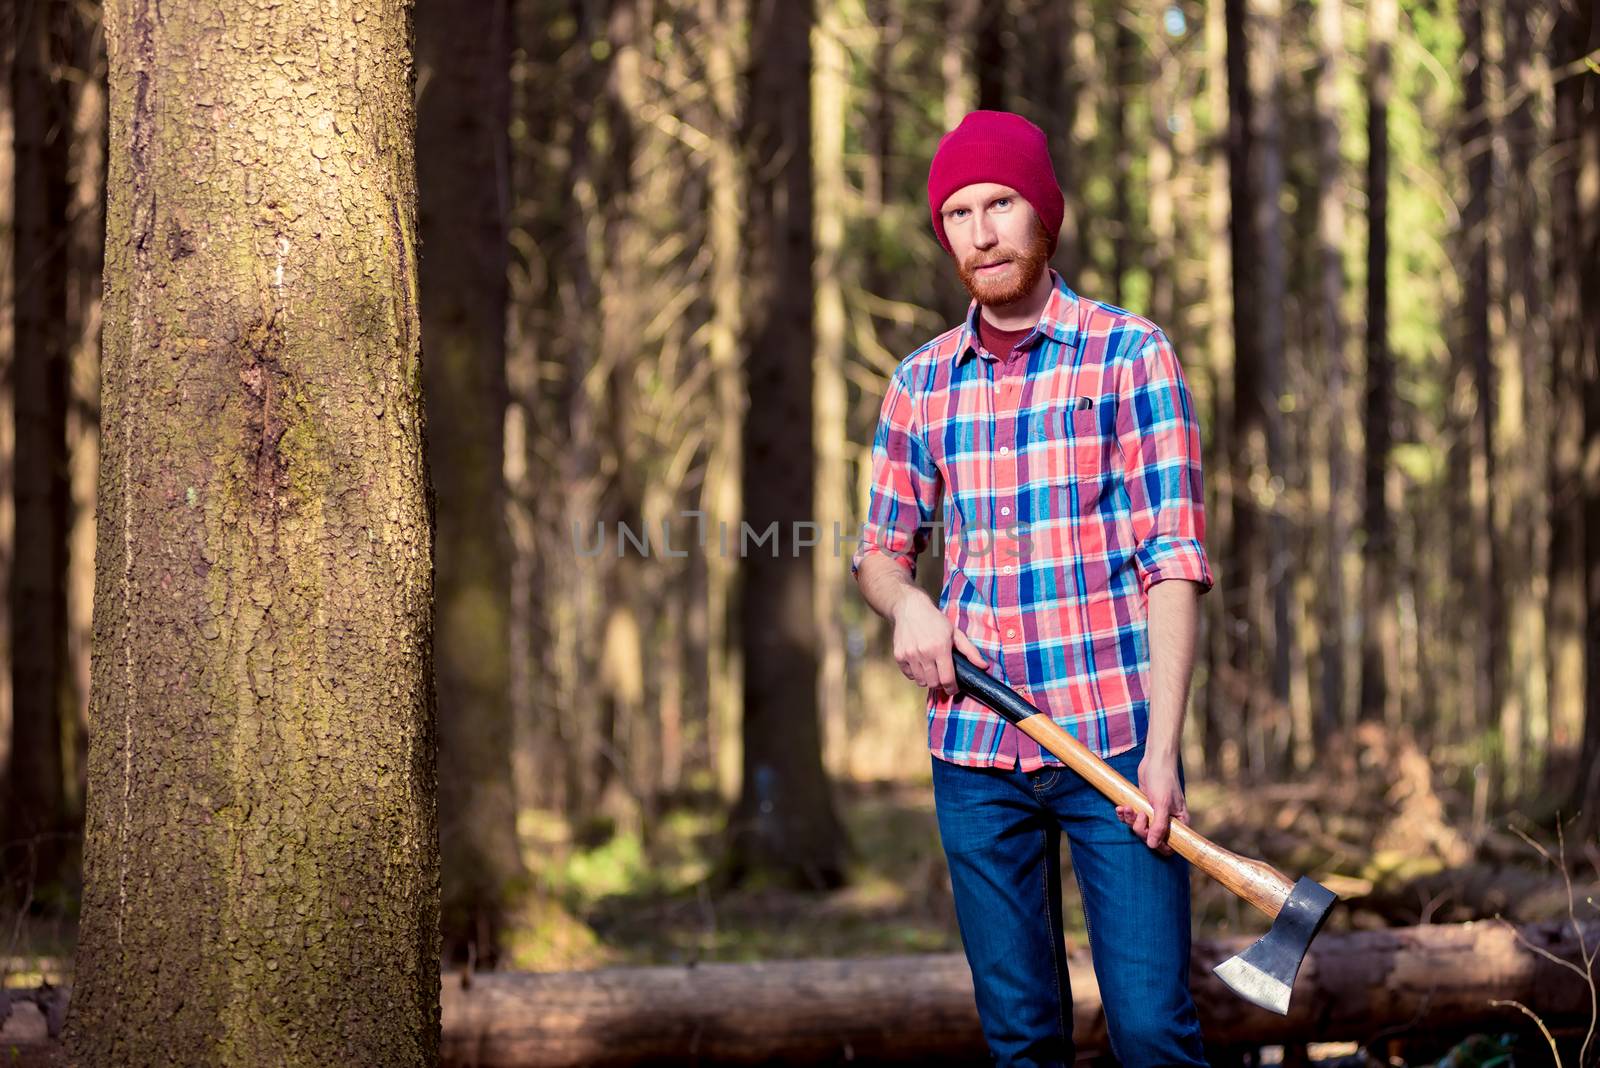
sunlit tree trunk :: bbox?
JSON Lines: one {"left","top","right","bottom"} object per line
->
{"left": 63, "top": 0, "right": 439, "bottom": 1062}
{"left": 1069, "top": 0, "right": 1108, "bottom": 296}
{"left": 554, "top": 0, "right": 618, "bottom": 825}
{"left": 64, "top": 0, "right": 109, "bottom": 835}
{"left": 940, "top": 0, "right": 977, "bottom": 131}
{"left": 1110, "top": 8, "right": 1135, "bottom": 307}
{"left": 1146, "top": 0, "right": 1178, "bottom": 333}
{"left": 702, "top": 0, "right": 747, "bottom": 802}
{"left": 815, "top": 0, "right": 850, "bottom": 779}
{"left": 594, "top": 0, "right": 652, "bottom": 842}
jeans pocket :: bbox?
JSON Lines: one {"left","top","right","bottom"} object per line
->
{"left": 1028, "top": 767, "right": 1062, "bottom": 793}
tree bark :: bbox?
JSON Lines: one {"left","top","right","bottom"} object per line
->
{"left": 417, "top": 0, "right": 523, "bottom": 969}
{"left": 63, "top": 0, "right": 440, "bottom": 1063}
{"left": 433, "top": 921, "right": 1600, "bottom": 1066}
{"left": 723, "top": 0, "right": 848, "bottom": 890}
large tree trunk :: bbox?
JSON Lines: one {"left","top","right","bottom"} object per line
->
{"left": 0, "top": 0, "right": 13, "bottom": 788}
{"left": 1311, "top": 0, "right": 1351, "bottom": 745}
{"left": 1198, "top": 0, "right": 1234, "bottom": 779}
{"left": 1455, "top": 0, "right": 1502, "bottom": 761}
{"left": 5, "top": 0, "right": 74, "bottom": 898}
{"left": 505, "top": 0, "right": 575, "bottom": 816}
{"left": 1359, "top": 0, "right": 1400, "bottom": 728}
{"left": 433, "top": 921, "right": 1600, "bottom": 1066}
{"left": 973, "top": 0, "right": 1005, "bottom": 112}
{"left": 1109, "top": 8, "right": 1135, "bottom": 307}
{"left": 417, "top": 0, "right": 523, "bottom": 969}
{"left": 1252, "top": 0, "right": 1290, "bottom": 766}
{"left": 1556, "top": 0, "right": 1600, "bottom": 834}
{"left": 723, "top": 0, "right": 847, "bottom": 890}
{"left": 1223, "top": 0, "right": 1266, "bottom": 776}
{"left": 1016, "top": 0, "right": 1079, "bottom": 281}
{"left": 699, "top": 0, "right": 747, "bottom": 803}
{"left": 1493, "top": 0, "right": 1545, "bottom": 799}
{"left": 814, "top": 0, "right": 850, "bottom": 781}
{"left": 63, "top": 0, "right": 440, "bottom": 1063}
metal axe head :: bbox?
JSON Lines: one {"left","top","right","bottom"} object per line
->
{"left": 1211, "top": 876, "right": 1338, "bottom": 1015}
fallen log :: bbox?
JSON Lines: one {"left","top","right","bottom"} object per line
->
{"left": 439, "top": 920, "right": 1599, "bottom": 1066}
{"left": 5, "top": 921, "right": 1592, "bottom": 1063}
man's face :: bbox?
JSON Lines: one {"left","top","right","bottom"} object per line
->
{"left": 939, "top": 182, "right": 1052, "bottom": 305}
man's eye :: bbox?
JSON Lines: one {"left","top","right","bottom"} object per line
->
{"left": 994, "top": 197, "right": 1011, "bottom": 208}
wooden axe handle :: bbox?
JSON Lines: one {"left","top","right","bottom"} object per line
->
{"left": 952, "top": 653, "right": 1294, "bottom": 920}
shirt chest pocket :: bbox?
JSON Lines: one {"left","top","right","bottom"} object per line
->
{"left": 1036, "top": 399, "right": 1109, "bottom": 509}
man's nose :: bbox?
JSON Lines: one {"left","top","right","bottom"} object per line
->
{"left": 971, "top": 215, "right": 997, "bottom": 249}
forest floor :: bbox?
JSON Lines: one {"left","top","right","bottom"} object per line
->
{"left": 4, "top": 723, "right": 1597, "bottom": 1065}
{"left": 511, "top": 721, "right": 1600, "bottom": 973}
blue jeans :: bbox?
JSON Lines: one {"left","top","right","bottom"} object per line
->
{"left": 931, "top": 742, "right": 1207, "bottom": 1067}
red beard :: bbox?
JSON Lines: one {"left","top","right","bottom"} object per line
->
{"left": 955, "top": 217, "right": 1052, "bottom": 306}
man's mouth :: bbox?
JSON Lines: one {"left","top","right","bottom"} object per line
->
{"left": 976, "top": 260, "right": 1011, "bottom": 274}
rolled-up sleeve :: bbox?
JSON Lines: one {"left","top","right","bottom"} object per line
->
{"left": 1115, "top": 329, "right": 1215, "bottom": 595}
{"left": 851, "top": 363, "right": 940, "bottom": 581}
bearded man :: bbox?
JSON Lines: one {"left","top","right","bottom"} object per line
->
{"left": 850, "top": 109, "right": 1215, "bottom": 1067}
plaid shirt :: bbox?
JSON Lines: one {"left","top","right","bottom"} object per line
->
{"left": 851, "top": 268, "right": 1214, "bottom": 770}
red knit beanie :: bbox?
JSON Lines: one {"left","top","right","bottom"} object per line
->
{"left": 927, "top": 110, "right": 1064, "bottom": 258}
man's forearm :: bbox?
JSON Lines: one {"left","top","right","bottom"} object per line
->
{"left": 854, "top": 552, "right": 931, "bottom": 623}
{"left": 1144, "top": 579, "right": 1201, "bottom": 762}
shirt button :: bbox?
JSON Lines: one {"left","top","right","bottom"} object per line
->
{"left": 1000, "top": 506, "right": 1010, "bottom": 516}
{"left": 1006, "top": 628, "right": 1016, "bottom": 638}
{"left": 1003, "top": 565, "right": 1014, "bottom": 574}
{"left": 999, "top": 445, "right": 1010, "bottom": 454}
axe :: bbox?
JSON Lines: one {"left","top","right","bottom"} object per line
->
{"left": 952, "top": 651, "right": 1337, "bottom": 1015}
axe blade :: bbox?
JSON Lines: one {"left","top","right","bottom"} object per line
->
{"left": 1211, "top": 876, "right": 1338, "bottom": 1015}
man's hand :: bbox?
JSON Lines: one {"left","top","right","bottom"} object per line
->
{"left": 890, "top": 593, "right": 987, "bottom": 697}
{"left": 1114, "top": 752, "right": 1188, "bottom": 856}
